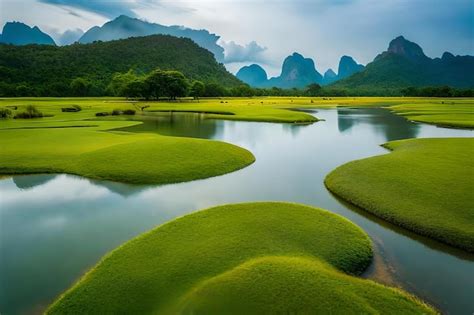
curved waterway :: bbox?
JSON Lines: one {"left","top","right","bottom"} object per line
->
{"left": 0, "top": 108, "right": 472, "bottom": 315}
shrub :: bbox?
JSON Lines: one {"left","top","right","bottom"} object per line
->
{"left": 111, "top": 109, "right": 122, "bottom": 116}
{"left": 95, "top": 112, "right": 110, "bottom": 117}
{"left": 0, "top": 108, "right": 12, "bottom": 119}
{"left": 14, "top": 105, "right": 43, "bottom": 119}
{"left": 61, "top": 105, "right": 82, "bottom": 112}
{"left": 122, "top": 109, "right": 136, "bottom": 115}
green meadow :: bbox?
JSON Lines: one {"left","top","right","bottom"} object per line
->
{"left": 46, "top": 202, "right": 435, "bottom": 314}
{"left": 390, "top": 102, "right": 474, "bottom": 128}
{"left": 1, "top": 97, "right": 472, "bottom": 184}
{"left": 325, "top": 138, "right": 474, "bottom": 252}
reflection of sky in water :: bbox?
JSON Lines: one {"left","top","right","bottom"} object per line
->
{"left": 0, "top": 108, "right": 473, "bottom": 315}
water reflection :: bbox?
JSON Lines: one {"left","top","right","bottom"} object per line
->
{"left": 114, "top": 112, "right": 223, "bottom": 139}
{"left": 337, "top": 107, "right": 420, "bottom": 141}
{"left": 1, "top": 108, "right": 472, "bottom": 315}
{"left": 12, "top": 174, "right": 57, "bottom": 190}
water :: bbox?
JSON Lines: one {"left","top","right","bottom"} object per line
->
{"left": 0, "top": 108, "right": 473, "bottom": 315}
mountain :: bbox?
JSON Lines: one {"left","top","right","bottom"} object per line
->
{"left": 0, "top": 22, "right": 55, "bottom": 45}
{"left": 333, "top": 36, "right": 474, "bottom": 89}
{"left": 79, "top": 15, "right": 225, "bottom": 62}
{"left": 267, "top": 53, "right": 323, "bottom": 88}
{"left": 323, "top": 69, "right": 338, "bottom": 85}
{"left": 236, "top": 64, "right": 268, "bottom": 87}
{"left": 337, "top": 56, "right": 364, "bottom": 80}
{"left": 0, "top": 34, "right": 241, "bottom": 96}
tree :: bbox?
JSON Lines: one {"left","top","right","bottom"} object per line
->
{"left": 231, "top": 84, "right": 254, "bottom": 97}
{"left": 163, "top": 71, "right": 188, "bottom": 100}
{"left": 305, "top": 83, "right": 322, "bottom": 96}
{"left": 144, "top": 69, "right": 166, "bottom": 99}
{"left": 204, "top": 83, "right": 227, "bottom": 97}
{"left": 70, "top": 78, "right": 91, "bottom": 96}
{"left": 123, "top": 78, "right": 147, "bottom": 99}
{"left": 108, "top": 70, "right": 140, "bottom": 96}
{"left": 190, "top": 80, "right": 205, "bottom": 100}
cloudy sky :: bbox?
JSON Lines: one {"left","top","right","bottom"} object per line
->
{"left": 0, "top": 0, "right": 472, "bottom": 76}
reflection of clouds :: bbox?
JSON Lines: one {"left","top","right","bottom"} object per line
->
{"left": 37, "top": 215, "right": 68, "bottom": 229}
{"left": 1, "top": 175, "right": 109, "bottom": 209}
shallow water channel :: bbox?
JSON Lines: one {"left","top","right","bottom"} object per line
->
{"left": 0, "top": 108, "right": 473, "bottom": 315}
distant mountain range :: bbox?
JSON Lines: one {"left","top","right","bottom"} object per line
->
{"left": 237, "top": 54, "right": 364, "bottom": 88}
{"left": 0, "top": 18, "right": 473, "bottom": 91}
{"left": 332, "top": 36, "right": 474, "bottom": 89}
{"left": 0, "top": 22, "right": 55, "bottom": 46}
{"left": 237, "top": 36, "right": 473, "bottom": 89}
{"left": 0, "top": 16, "right": 225, "bottom": 62}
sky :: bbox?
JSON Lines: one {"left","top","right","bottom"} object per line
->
{"left": 1, "top": 0, "right": 473, "bottom": 76}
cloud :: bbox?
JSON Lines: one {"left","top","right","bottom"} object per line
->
{"left": 221, "top": 40, "right": 267, "bottom": 63}
{"left": 39, "top": 0, "right": 138, "bottom": 18}
{"left": 50, "top": 28, "right": 84, "bottom": 45}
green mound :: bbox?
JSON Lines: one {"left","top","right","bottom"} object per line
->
{"left": 47, "top": 202, "right": 434, "bottom": 314}
{"left": 326, "top": 138, "right": 474, "bottom": 252}
{"left": 181, "top": 256, "right": 434, "bottom": 315}
{"left": 0, "top": 128, "right": 255, "bottom": 185}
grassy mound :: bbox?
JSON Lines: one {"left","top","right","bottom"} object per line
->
{"left": 326, "top": 138, "right": 474, "bottom": 252}
{"left": 46, "top": 202, "right": 434, "bottom": 314}
{"left": 181, "top": 256, "right": 433, "bottom": 315}
{"left": 0, "top": 127, "right": 254, "bottom": 185}
{"left": 390, "top": 102, "right": 474, "bottom": 128}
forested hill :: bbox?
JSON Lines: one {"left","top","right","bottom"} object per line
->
{"left": 331, "top": 36, "right": 474, "bottom": 90}
{"left": 0, "top": 34, "right": 241, "bottom": 96}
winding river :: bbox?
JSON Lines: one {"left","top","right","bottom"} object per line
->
{"left": 0, "top": 107, "right": 473, "bottom": 315}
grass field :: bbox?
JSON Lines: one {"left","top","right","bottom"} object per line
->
{"left": 390, "top": 102, "right": 474, "bottom": 128}
{"left": 1, "top": 97, "right": 472, "bottom": 183}
{"left": 46, "top": 202, "right": 435, "bottom": 314}
{"left": 325, "top": 138, "right": 474, "bottom": 252}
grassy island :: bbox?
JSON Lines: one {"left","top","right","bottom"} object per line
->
{"left": 326, "top": 138, "right": 474, "bottom": 252}
{"left": 47, "top": 202, "right": 435, "bottom": 314}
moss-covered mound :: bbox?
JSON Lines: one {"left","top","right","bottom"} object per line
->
{"left": 326, "top": 138, "right": 474, "bottom": 252}
{"left": 0, "top": 127, "right": 255, "bottom": 185}
{"left": 46, "top": 202, "right": 434, "bottom": 314}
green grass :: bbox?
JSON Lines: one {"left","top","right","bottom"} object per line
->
{"left": 0, "top": 127, "right": 254, "bottom": 185}
{"left": 1, "top": 97, "right": 472, "bottom": 184}
{"left": 325, "top": 138, "right": 474, "bottom": 252}
{"left": 46, "top": 202, "right": 435, "bottom": 314}
{"left": 390, "top": 102, "right": 474, "bottom": 128}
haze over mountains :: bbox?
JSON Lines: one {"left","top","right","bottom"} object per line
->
{"left": 0, "top": 16, "right": 473, "bottom": 92}
{"left": 236, "top": 54, "right": 365, "bottom": 88}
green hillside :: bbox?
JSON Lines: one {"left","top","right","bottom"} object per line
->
{"left": 332, "top": 36, "right": 474, "bottom": 91}
{"left": 0, "top": 34, "right": 241, "bottom": 96}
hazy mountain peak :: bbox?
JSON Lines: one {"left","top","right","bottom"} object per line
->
{"left": 236, "top": 64, "right": 268, "bottom": 87}
{"left": 0, "top": 21, "right": 56, "bottom": 45}
{"left": 442, "top": 51, "right": 455, "bottom": 60}
{"left": 387, "top": 35, "right": 427, "bottom": 61}
{"left": 338, "top": 55, "right": 364, "bottom": 79}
